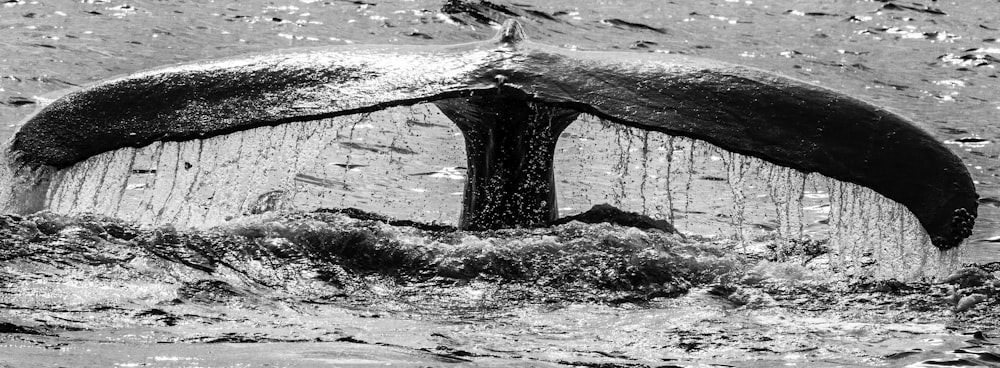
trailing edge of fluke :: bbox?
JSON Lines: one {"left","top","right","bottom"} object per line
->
{"left": 0, "top": 20, "right": 978, "bottom": 249}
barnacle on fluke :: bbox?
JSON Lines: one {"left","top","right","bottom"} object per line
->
{"left": 0, "top": 20, "right": 978, "bottom": 249}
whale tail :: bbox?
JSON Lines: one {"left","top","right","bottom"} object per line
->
{"left": 0, "top": 20, "right": 978, "bottom": 280}
{"left": 494, "top": 19, "right": 528, "bottom": 45}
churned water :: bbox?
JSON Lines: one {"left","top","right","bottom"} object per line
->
{"left": 1, "top": 0, "right": 999, "bottom": 367}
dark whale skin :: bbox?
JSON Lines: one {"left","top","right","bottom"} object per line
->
{"left": 2, "top": 21, "right": 977, "bottom": 248}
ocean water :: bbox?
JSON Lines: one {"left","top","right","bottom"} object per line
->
{"left": 1, "top": 0, "right": 1000, "bottom": 366}
{"left": 0, "top": 210, "right": 999, "bottom": 367}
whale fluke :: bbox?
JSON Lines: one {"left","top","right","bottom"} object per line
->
{"left": 495, "top": 19, "right": 529, "bottom": 45}
{"left": 0, "top": 20, "right": 977, "bottom": 251}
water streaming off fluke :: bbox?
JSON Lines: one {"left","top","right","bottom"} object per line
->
{"left": 558, "top": 115, "right": 963, "bottom": 280}
{"left": 0, "top": 105, "right": 964, "bottom": 280}
{"left": 44, "top": 105, "right": 468, "bottom": 227}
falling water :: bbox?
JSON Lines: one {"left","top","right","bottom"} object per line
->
{"left": 555, "top": 114, "right": 962, "bottom": 280}
{"left": 42, "top": 104, "right": 469, "bottom": 227}
{"left": 15, "top": 108, "right": 962, "bottom": 280}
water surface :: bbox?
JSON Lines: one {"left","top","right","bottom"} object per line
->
{"left": 1, "top": 0, "right": 997, "bottom": 259}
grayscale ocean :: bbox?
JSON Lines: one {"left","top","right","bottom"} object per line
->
{"left": 1, "top": 1, "right": 1000, "bottom": 367}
